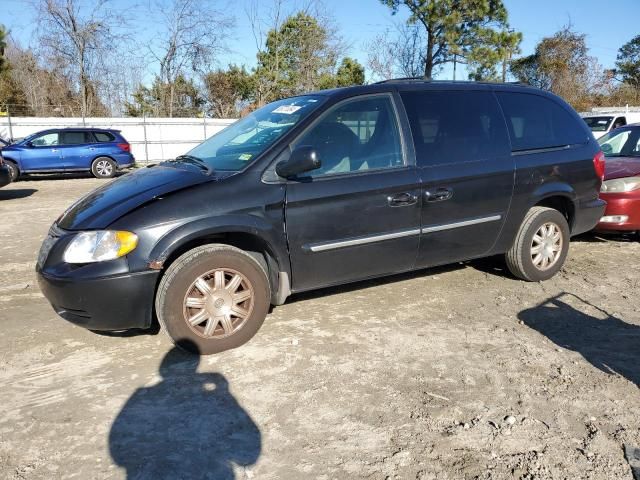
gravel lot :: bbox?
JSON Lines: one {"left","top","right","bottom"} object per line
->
{"left": 1, "top": 175, "right": 639, "bottom": 480}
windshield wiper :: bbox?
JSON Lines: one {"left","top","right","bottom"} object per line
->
{"left": 173, "top": 154, "right": 212, "bottom": 174}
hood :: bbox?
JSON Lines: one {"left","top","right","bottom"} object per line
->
{"left": 603, "top": 156, "right": 640, "bottom": 181}
{"left": 58, "top": 164, "right": 232, "bottom": 230}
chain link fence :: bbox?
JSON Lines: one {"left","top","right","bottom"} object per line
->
{"left": 0, "top": 104, "right": 235, "bottom": 164}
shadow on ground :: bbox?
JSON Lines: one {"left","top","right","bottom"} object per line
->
{"left": 0, "top": 188, "right": 37, "bottom": 200}
{"left": 16, "top": 171, "right": 128, "bottom": 182}
{"left": 520, "top": 293, "right": 640, "bottom": 388}
{"left": 109, "top": 343, "right": 261, "bottom": 479}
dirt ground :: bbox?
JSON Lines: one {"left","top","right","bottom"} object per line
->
{"left": 0, "top": 175, "right": 639, "bottom": 480}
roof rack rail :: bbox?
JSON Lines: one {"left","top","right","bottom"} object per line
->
{"left": 374, "top": 77, "right": 531, "bottom": 86}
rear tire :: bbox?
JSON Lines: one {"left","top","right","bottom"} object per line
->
{"left": 5, "top": 161, "right": 19, "bottom": 182}
{"left": 156, "top": 244, "right": 271, "bottom": 355}
{"left": 505, "top": 206, "right": 570, "bottom": 281}
{"left": 91, "top": 157, "right": 116, "bottom": 178}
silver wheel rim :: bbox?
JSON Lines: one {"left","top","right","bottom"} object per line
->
{"left": 182, "top": 268, "right": 254, "bottom": 339}
{"left": 96, "top": 160, "right": 112, "bottom": 176}
{"left": 531, "top": 222, "right": 563, "bottom": 271}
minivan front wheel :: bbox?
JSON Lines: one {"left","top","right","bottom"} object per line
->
{"left": 91, "top": 157, "right": 116, "bottom": 178}
{"left": 156, "top": 244, "right": 271, "bottom": 355}
{"left": 505, "top": 206, "right": 570, "bottom": 282}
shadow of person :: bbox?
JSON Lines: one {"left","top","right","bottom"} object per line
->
{"left": 519, "top": 293, "right": 640, "bottom": 389}
{"left": 109, "top": 344, "right": 261, "bottom": 479}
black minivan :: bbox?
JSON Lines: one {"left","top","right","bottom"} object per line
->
{"left": 37, "top": 80, "right": 606, "bottom": 354}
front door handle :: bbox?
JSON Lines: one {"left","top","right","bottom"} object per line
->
{"left": 51, "top": 149, "right": 59, "bottom": 153}
{"left": 425, "top": 187, "right": 453, "bottom": 202}
{"left": 387, "top": 192, "right": 418, "bottom": 207}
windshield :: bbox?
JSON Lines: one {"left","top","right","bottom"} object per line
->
{"left": 182, "top": 95, "right": 325, "bottom": 171}
{"left": 583, "top": 116, "right": 613, "bottom": 132}
{"left": 598, "top": 128, "right": 640, "bottom": 157}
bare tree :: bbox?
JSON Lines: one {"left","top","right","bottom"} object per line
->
{"left": 35, "top": 0, "right": 126, "bottom": 117}
{"left": 148, "top": 0, "right": 234, "bottom": 117}
{"left": 366, "top": 24, "right": 425, "bottom": 81}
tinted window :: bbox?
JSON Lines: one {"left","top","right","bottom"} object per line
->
{"left": 31, "top": 132, "right": 59, "bottom": 146}
{"left": 583, "top": 116, "right": 613, "bottom": 132}
{"left": 496, "top": 92, "right": 588, "bottom": 151}
{"left": 60, "top": 131, "right": 94, "bottom": 145}
{"left": 401, "top": 90, "right": 509, "bottom": 166}
{"left": 295, "top": 95, "right": 403, "bottom": 177}
{"left": 94, "top": 131, "right": 115, "bottom": 142}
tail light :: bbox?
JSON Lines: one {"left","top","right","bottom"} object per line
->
{"left": 117, "top": 143, "right": 131, "bottom": 152}
{"left": 593, "top": 150, "right": 605, "bottom": 182}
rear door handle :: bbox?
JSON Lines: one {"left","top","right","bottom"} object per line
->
{"left": 425, "top": 187, "right": 453, "bottom": 202}
{"left": 387, "top": 192, "right": 418, "bottom": 207}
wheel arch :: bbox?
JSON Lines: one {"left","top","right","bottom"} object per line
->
{"left": 530, "top": 183, "right": 577, "bottom": 231}
{"left": 149, "top": 220, "right": 291, "bottom": 306}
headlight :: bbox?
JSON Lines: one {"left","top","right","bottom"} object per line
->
{"left": 63, "top": 230, "right": 138, "bottom": 264}
{"left": 601, "top": 176, "right": 640, "bottom": 193}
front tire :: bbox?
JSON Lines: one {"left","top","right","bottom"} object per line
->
{"left": 156, "top": 245, "right": 271, "bottom": 355}
{"left": 91, "top": 157, "right": 116, "bottom": 178}
{"left": 5, "top": 161, "right": 19, "bottom": 182}
{"left": 505, "top": 206, "right": 570, "bottom": 281}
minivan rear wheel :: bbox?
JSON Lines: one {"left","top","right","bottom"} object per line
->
{"left": 505, "top": 206, "right": 570, "bottom": 282}
{"left": 91, "top": 157, "right": 116, "bottom": 178}
{"left": 156, "top": 244, "right": 271, "bottom": 355}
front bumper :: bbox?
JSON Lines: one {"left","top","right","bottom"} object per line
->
{"left": 595, "top": 192, "right": 640, "bottom": 232}
{"left": 0, "top": 165, "right": 11, "bottom": 188}
{"left": 37, "top": 269, "right": 159, "bottom": 330}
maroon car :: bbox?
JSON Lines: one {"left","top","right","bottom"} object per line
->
{"left": 596, "top": 125, "right": 640, "bottom": 237}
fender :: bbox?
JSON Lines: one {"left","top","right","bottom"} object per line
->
{"left": 147, "top": 213, "right": 291, "bottom": 281}
{"left": 528, "top": 181, "right": 577, "bottom": 209}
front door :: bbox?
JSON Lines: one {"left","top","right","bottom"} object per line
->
{"left": 284, "top": 94, "right": 421, "bottom": 291}
{"left": 21, "top": 131, "right": 64, "bottom": 171}
{"left": 399, "top": 88, "right": 515, "bottom": 267}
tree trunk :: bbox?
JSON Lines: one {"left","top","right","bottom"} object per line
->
{"left": 424, "top": 32, "right": 434, "bottom": 80}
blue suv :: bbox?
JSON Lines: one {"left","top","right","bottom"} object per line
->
{"left": 0, "top": 128, "right": 135, "bottom": 180}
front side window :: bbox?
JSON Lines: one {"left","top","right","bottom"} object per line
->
{"left": 598, "top": 128, "right": 640, "bottom": 157}
{"left": 185, "top": 95, "right": 325, "bottom": 172}
{"left": 401, "top": 90, "right": 509, "bottom": 166}
{"left": 497, "top": 92, "right": 588, "bottom": 151}
{"left": 31, "top": 132, "right": 59, "bottom": 147}
{"left": 294, "top": 95, "right": 404, "bottom": 177}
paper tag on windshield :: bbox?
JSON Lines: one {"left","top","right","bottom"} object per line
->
{"left": 273, "top": 105, "right": 302, "bottom": 114}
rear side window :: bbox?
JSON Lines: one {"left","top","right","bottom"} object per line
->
{"left": 400, "top": 90, "right": 509, "bottom": 166}
{"left": 496, "top": 92, "right": 588, "bottom": 152}
{"left": 94, "top": 131, "right": 116, "bottom": 142}
{"left": 60, "top": 131, "right": 95, "bottom": 145}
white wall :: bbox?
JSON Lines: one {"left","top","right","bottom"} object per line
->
{"left": 0, "top": 117, "right": 236, "bottom": 163}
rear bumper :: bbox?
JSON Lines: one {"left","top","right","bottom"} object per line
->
{"left": 595, "top": 193, "right": 640, "bottom": 232}
{"left": 0, "top": 165, "right": 11, "bottom": 187}
{"left": 572, "top": 198, "right": 607, "bottom": 235}
{"left": 37, "top": 269, "right": 159, "bottom": 330}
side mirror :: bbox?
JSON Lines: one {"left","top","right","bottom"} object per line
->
{"left": 275, "top": 146, "right": 321, "bottom": 178}
{"left": 601, "top": 143, "right": 613, "bottom": 155}
{"left": 25, "top": 141, "right": 34, "bottom": 148}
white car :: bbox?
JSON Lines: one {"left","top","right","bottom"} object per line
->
{"left": 582, "top": 113, "right": 640, "bottom": 139}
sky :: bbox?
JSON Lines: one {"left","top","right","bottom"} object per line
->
{"left": 2, "top": 0, "right": 639, "bottom": 82}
